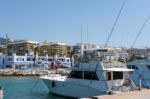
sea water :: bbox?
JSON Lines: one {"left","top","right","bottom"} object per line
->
{"left": 0, "top": 77, "right": 68, "bottom": 99}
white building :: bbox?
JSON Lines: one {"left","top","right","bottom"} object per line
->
{"left": 0, "top": 53, "right": 71, "bottom": 69}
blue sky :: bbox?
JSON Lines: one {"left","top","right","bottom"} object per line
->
{"left": 0, "top": 0, "right": 150, "bottom": 48}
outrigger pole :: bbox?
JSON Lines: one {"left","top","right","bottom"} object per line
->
{"left": 131, "top": 15, "right": 150, "bottom": 48}
{"left": 104, "top": 0, "right": 126, "bottom": 49}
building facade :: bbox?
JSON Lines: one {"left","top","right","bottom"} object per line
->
{"left": 0, "top": 53, "right": 71, "bottom": 69}
{"left": 0, "top": 45, "right": 7, "bottom": 53}
{"left": 38, "top": 42, "right": 68, "bottom": 56}
{"left": 7, "top": 40, "right": 39, "bottom": 55}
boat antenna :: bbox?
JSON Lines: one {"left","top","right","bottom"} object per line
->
{"left": 86, "top": 22, "right": 89, "bottom": 44}
{"left": 81, "top": 24, "right": 84, "bottom": 56}
{"left": 130, "top": 15, "right": 150, "bottom": 48}
{"left": 104, "top": 0, "right": 126, "bottom": 49}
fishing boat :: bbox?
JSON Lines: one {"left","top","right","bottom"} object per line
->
{"left": 40, "top": 51, "right": 136, "bottom": 98}
{"left": 127, "top": 58, "right": 150, "bottom": 88}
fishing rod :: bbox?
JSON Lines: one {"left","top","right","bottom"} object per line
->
{"left": 130, "top": 15, "right": 150, "bottom": 48}
{"left": 104, "top": 0, "right": 126, "bottom": 48}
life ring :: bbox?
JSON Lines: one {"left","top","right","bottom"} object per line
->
{"left": 52, "top": 81, "right": 55, "bottom": 88}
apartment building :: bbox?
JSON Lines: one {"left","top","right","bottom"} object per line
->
{"left": 7, "top": 40, "right": 39, "bottom": 55}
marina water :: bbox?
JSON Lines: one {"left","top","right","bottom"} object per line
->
{"left": 0, "top": 76, "right": 68, "bottom": 99}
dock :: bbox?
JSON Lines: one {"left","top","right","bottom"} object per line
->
{"left": 82, "top": 88, "right": 150, "bottom": 99}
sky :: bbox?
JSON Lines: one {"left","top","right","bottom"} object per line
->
{"left": 0, "top": 0, "right": 150, "bottom": 48}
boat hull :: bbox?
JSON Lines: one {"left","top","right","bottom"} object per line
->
{"left": 42, "top": 78, "right": 106, "bottom": 98}
{"left": 129, "top": 73, "right": 150, "bottom": 88}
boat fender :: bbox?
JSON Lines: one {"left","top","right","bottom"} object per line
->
{"left": 52, "top": 81, "right": 55, "bottom": 88}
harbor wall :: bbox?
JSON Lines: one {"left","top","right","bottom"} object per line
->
{"left": 0, "top": 69, "right": 47, "bottom": 76}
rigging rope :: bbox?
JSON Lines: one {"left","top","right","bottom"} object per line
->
{"left": 131, "top": 15, "right": 150, "bottom": 48}
{"left": 104, "top": 0, "right": 126, "bottom": 48}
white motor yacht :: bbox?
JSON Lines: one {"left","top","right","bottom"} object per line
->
{"left": 41, "top": 52, "right": 136, "bottom": 98}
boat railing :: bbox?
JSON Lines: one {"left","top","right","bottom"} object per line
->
{"left": 102, "top": 60, "right": 126, "bottom": 69}
{"left": 46, "top": 68, "right": 71, "bottom": 76}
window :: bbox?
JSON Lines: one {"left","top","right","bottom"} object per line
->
{"left": 84, "top": 71, "right": 99, "bottom": 80}
{"left": 132, "top": 65, "right": 135, "bottom": 69}
{"left": 7, "top": 58, "right": 12, "bottom": 61}
{"left": 32, "top": 58, "right": 35, "bottom": 61}
{"left": 58, "top": 59, "right": 64, "bottom": 61}
{"left": 147, "top": 65, "right": 150, "bottom": 70}
{"left": 68, "top": 71, "right": 99, "bottom": 80}
{"left": 27, "top": 58, "right": 31, "bottom": 61}
{"left": 48, "top": 58, "right": 53, "bottom": 61}
{"left": 127, "top": 65, "right": 138, "bottom": 70}
{"left": 67, "top": 59, "right": 70, "bottom": 62}
{"left": 68, "top": 71, "right": 83, "bottom": 79}
{"left": 127, "top": 65, "right": 131, "bottom": 69}
{"left": 113, "top": 72, "right": 123, "bottom": 80}
{"left": 107, "top": 72, "right": 111, "bottom": 80}
{"left": 135, "top": 67, "right": 138, "bottom": 70}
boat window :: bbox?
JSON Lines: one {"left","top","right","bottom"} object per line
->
{"left": 147, "top": 65, "right": 150, "bottom": 70}
{"left": 127, "top": 65, "right": 131, "bottom": 69}
{"left": 68, "top": 71, "right": 83, "bottom": 79}
{"left": 74, "top": 63, "right": 80, "bottom": 67}
{"left": 127, "top": 65, "right": 137, "bottom": 70}
{"left": 7, "top": 58, "right": 12, "bottom": 61}
{"left": 48, "top": 58, "right": 53, "bottom": 61}
{"left": 113, "top": 72, "right": 123, "bottom": 80}
{"left": 107, "top": 72, "right": 111, "bottom": 80}
{"left": 135, "top": 67, "right": 138, "bottom": 70}
{"left": 68, "top": 71, "right": 98, "bottom": 80}
{"left": 84, "top": 71, "right": 99, "bottom": 80}
{"left": 132, "top": 65, "right": 136, "bottom": 69}
{"left": 27, "top": 58, "right": 31, "bottom": 61}
{"left": 67, "top": 59, "right": 70, "bottom": 62}
{"left": 58, "top": 59, "right": 64, "bottom": 61}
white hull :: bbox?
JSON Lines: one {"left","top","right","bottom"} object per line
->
{"left": 42, "top": 78, "right": 107, "bottom": 98}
